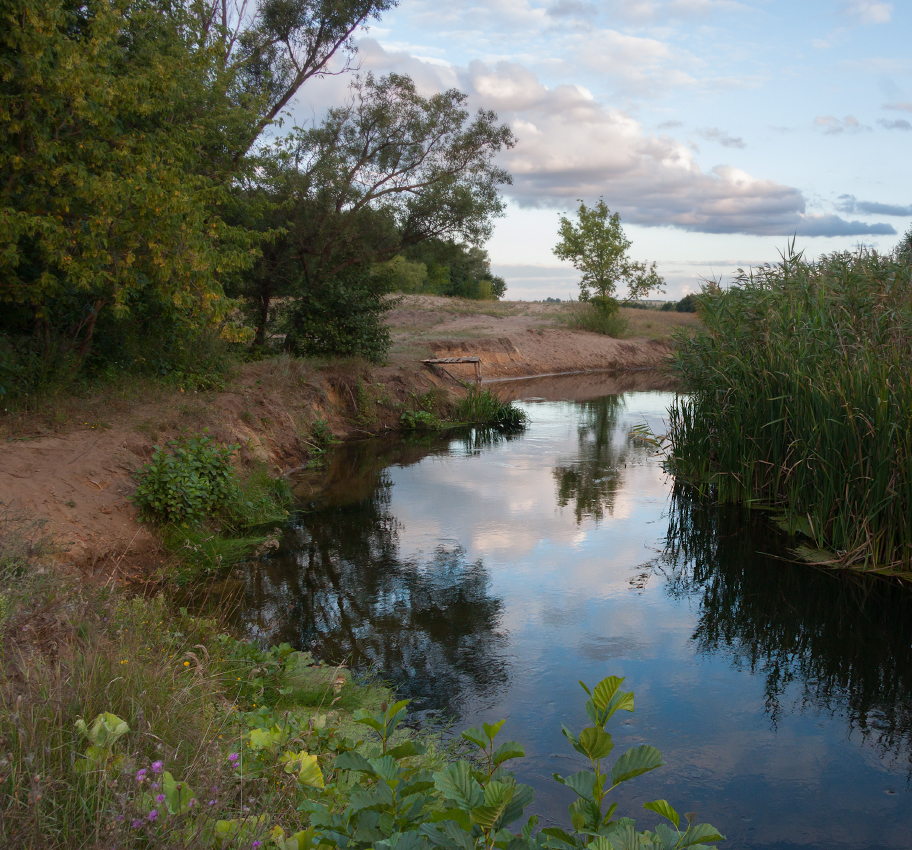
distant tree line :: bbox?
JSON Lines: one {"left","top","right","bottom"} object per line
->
{"left": 0, "top": 0, "right": 514, "bottom": 394}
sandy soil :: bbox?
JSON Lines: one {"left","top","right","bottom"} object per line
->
{"left": 387, "top": 294, "right": 694, "bottom": 381}
{"left": 1, "top": 296, "right": 693, "bottom": 569}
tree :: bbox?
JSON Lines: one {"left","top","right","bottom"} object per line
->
{"left": 0, "top": 0, "right": 395, "bottom": 372}
{"left": 553, "top": 199, "right": 664, "bottom": 306}
{"left": 235, "top": 72, "right": 515, "bottom": 351}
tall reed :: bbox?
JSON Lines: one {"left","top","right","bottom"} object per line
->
{"left": 667, "top": 243, "right": 912, "bottom": 571}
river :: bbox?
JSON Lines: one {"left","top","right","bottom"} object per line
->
{"left": 228, "top": 376, "right": 912, "bottom": 849}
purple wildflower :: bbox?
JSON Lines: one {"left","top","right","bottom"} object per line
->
{"left": 131, "top": 819, "right": 143, "bottom": 829}
{"left": 253, "top": 842, "right": 263, "bottom": 849}
{"left": 147, "top": 809, "right": 158, "bottom": 822}
{"left": 228, "top": 752, "right": 240, "bottom": 765}
{"left": 208, "top": 800, "right": 216, "bottom": 807}
{"left": 156, "top": 794, "right": 166, "bottom": 803}
{"left": 188, "top": 798, "right": 197, "bottom": 807}
{"left": 151, "top": 760, "right": 164, "bottom": 774}
{"left": 135, "top": 768, "right": 147, "bottom": 782}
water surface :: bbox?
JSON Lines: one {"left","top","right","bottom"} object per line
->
{"left": 232, "top": 379, "right": 912, "bottom": 849}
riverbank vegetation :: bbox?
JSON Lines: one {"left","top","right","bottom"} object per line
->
{"left": 0, "top": 508, "right": 723, "bottom": 849}
{"left": 668, "top": 239, "right": 912, "bottom": 574}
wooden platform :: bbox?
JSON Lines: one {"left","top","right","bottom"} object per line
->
{"left": 421, "top": 356, "right": 482, "bottom": 387}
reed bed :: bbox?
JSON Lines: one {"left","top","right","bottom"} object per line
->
{"left": 667, "top": 243, "right": 912, "bottom": 572}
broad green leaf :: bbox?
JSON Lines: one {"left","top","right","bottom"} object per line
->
{"left": 677, "top": 823, "right": 725, "bottom": 848}
{"left": 522, "top": 815, "right": 539, "bottom": 840}
{"left": 334, "top": 751, "right": 374, "bottom": 774}
{"left": 483, "top": 719, "right": 507, "bottom": 741}
{"left": 591, "top": 677, "right": 624, "bottom": 713}
{"left": 389, "top": 740, "right": 426, "bottom": 760}
{"left": 279, "top": 751, "right": 325, "bottom": 788}
{"left": 421, "top": 819, "right": 475, "bottom": 850}
{"left": 541, "top": 826, "right": 578, "bottom": 849}
{"left": 369, "top": 755, "right": 400, "bottom": 783}
{"left": 650, "top": 824, "right": 681, "bottom": 850}
{"left": 602, "top": 690, "right": 635, "bottom": 722}
{"left": 610, "top": 745, "right": 663, "bottom": 786}
{"left": 499, "top": 782, "right": 535, "bottom": 828}
{"left": 353, "top": 709, "right": 385, "bottom": 733}
{"left": 350, "top": 783, "right": 395, "bottom": 812}
{"left": 461, "top": 727, "right": 488, "bottom": 750}
{"left": 597, "top": 822, "right": 650, "bottom": 850}
{"left": 162, "top": 769, "right": 195, "bottom": 814}
{"left": 428, "top": 808, "right": 473, "bottom": 832}
{"left": 434, "top": 761, "right": 484, "bottom": 810}
{"left": 553, "top": 770, "right": 596, "bottom": 803}
{"left": 569, "top": 797, "right": 600, "bottom": 832}
{"left": 577, "top": 726, "right": 614, "bottom": 760}
{"left": 492, "top": 740, "right": 525, "bottom": 767}
{"left": 643, "top": 800, "right": 679, "bottom": 830}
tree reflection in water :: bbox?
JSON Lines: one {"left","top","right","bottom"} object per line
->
{"left": 553, "top": 395, "right": 653, "bottom": 523}
{"left": 656, "top": 484, "right": 912, "bottom": 771}
{"left": 238, "top": 440, "right": 510, "bottom": 721}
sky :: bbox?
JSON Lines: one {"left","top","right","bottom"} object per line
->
{"left": 295, "top": 0, "right": 912, "bottom": 300}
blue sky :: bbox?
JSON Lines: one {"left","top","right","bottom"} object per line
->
{"left": 299, "top": 0, "right": 912, "bottom": 299}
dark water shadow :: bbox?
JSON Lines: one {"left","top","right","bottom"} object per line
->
{"left": 654, "top": 484, "right": 912, "bottom": 773}
{"left": 228, "top": 431, "right": 512, "bottom": 720}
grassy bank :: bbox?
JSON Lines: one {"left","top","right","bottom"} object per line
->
{"left": 668, "top": 244, "right": 912, "bottom": 574}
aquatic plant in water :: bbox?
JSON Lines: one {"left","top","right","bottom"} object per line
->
{"left": 668, "top": 241, "right": 912, "bottom": 572}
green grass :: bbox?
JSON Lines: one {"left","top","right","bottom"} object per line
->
{"left": 667, "top": 243, "right": 912, "bottom": 573}
{"left": 455, "top": 388, "right": 528, "bottom": 430}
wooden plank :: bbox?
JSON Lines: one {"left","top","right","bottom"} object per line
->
{"left": 421, "top": 356, "right": 482, "bottom": 388}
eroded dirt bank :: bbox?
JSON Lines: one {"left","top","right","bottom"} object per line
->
{"left": 1, "top": 300, "right": 684, "bottom": 570}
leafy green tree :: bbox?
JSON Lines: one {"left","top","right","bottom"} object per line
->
{"left": 553, "top": 199, "right": 664, "bottom": 306}
{"left": 236, "top": 72, "right": 514, "bottom": 351}
{"left": 0, "top": 0, "right": 395, "bottom": 375}
{"left": 404, "top": 239, "right": 506, "bottom": 299}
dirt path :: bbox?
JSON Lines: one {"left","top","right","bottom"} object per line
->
{"left": 1, "top": 297, "right": 692, "bottom": 568}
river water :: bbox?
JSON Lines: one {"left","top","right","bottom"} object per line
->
{"left": 229, "top": 376, "right": 912, "bottom": 849}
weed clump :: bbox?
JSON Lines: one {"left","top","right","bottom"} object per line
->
{"left": 132, "top": 431, "right": 292, "bottom": 579}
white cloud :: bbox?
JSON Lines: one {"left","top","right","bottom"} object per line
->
{"left": 697, "top": 127, "right": 746, "bottom": 148}
{"left": 813, "top": 114, "right": 868, "bottom": 134}
{"left": 841, "top": 1, "right": 893, "bottom": 24}
{"left": 292, "top": 42, "right": 896, "bottom": 239}
{"left": 878, "top": 118, "right": 912, "bottom": 131}
{"left": 884, "top": 101, "right": 912, "bottom": 113}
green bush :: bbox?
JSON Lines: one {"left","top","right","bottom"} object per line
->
{"left": 457, "top": 389, "right": 528, "bottom": 430}
{"left": 562, "top": 300, "right": 629, "bottom": 338}
{"left": 133, "top": 432, "right": 238, "bottom": 525}
{"left": 283, "top": 266, "right": 392, "bottom": 363}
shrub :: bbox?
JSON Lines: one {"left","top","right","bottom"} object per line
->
{"left": 283, "top": 266, "right": 392, "bottom": 363}
{"left": 562, "top": 299, "right": 629, "bottom": 338}
{"left": 133, "top": 432, "right": 239, "bottom": 525}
